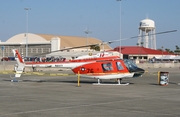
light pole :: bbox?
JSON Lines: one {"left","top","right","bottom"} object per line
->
{"left": 161, "top": 46, "right": 164, "bottom": 62}
{"left": 84, "top": 27, "right": 92, "bottom": 51}
{"left": 2, "top": 46, "right": 5, "bottom": 70}
{"left": 117, "top": 0, "right": 122, "bottom": 58}
{"left": 137, "top": 43, "right": 140, "bottom": 59}
{"left": 24, "top": 7, "right": 31, "bottom": 57}
{"left": 140, "top": 42, "right": 144, "bottom": 60}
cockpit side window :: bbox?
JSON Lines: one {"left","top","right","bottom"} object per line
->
{"left": 116, "top": 62, "right": 124, "bottom": 70}
{"left": 102, "top": 62, "right": 113, "bottom": 71}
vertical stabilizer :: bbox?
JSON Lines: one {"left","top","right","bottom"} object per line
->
{"left": 12, "top": 49, "right": 25, "bottom": 77}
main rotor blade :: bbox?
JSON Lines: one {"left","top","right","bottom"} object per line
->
{"left": 108, "top": 30, "right": 177, "bottom": 43}
{"left": 33, "top": 42, "right": 110, "bottom": 57}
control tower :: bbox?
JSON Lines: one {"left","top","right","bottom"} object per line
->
{"left": 138, "top": 18, "right": 156, "bottom": 49}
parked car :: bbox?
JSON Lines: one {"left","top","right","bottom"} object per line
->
{"left": 1, "top": 57, "right": 10, "bottom": 61}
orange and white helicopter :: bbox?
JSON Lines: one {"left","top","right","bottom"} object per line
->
{"left": 12, "top": 48, "right": 144, "bottom": 85}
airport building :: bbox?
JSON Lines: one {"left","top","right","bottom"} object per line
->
{"left": 0, "top": 33, "right": 112, "bottom": 57}
{"left": 113, "top": 46, "right": 177, "bottom": 63}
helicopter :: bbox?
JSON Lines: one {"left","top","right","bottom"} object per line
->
{"left": 12, "top": 48, "right": 145, "bottom": 85}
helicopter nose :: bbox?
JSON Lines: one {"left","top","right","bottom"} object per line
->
{"left": 133, "top": 68, "right": 145, "bottom": 77}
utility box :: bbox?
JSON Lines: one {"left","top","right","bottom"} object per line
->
{"left": 158, "top": 71, "right": 169, "bottom": 86}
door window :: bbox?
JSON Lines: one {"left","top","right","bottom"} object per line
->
{"left": 102, "top": 62, "right": 113, "bottom": 71}
{"left": 116, "top": 61, "right": 124, "bottom": 70}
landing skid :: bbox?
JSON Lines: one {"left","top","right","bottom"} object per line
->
{"left": 93, "top": 78, "right": 129, "bottom": 85}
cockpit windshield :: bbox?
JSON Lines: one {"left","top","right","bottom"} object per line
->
{"left": 123, "top": 59, "right": 145, "bottom": 77}
{"left": 123, "top": 59, "right": 138, "bottom": 72}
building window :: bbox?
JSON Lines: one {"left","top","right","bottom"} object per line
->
{"left": 41, "top": 48, "right": 43, "bottom": 53}
{"left": 36, "top": 48, "right": 38, "bottom": 53}
{"left": 144, "top": 56, "right": 147, "bottom": 59}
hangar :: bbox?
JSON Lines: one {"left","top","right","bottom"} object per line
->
{"left": 0, "top": 33, "right": 112, "bottom": 57}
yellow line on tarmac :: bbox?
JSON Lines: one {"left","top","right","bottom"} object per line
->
{"left": 63, "top": 74, "right": 69, "bottom": 76}
{"left": 56, "top": 73, "right": 64, "bottom": 76}
{"left": 44, "top": 73, "right": 50, "bottom": 76}
{"left": 50, "top": 74, "right": 57, "bottom": 76}
{"left": 38, "top": 73, "right": 45, "bottom": 75}
{"left": 0, "top": 71, "right": 74, "bottom": 76}
{"left": 2, "top": 72, "right": 8, "bottom": 74}
{"left": 25, "top": 73, "right": 31, "bottom": 75}
{"left": 32, "top": 72, "right": 40, "bottom": 75}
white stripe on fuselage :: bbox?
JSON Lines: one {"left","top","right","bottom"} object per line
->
{"left": 25, "top": 61, "right": 94, "bottom": 69}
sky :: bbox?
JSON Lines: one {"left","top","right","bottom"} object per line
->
{"left": 0, "top": 0, "right": 179, "bottom": 51}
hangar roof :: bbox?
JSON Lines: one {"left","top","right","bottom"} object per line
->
{"left": 5, "top": 33, "right": 112, "bottom": 50}
{"left": 6, "top": 33, "right": 49, "bottom": 44}
{"left": 38, "top": 34, "right": 111, "bottom": 49}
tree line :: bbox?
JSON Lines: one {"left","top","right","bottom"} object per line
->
{"left": 158, "top": 45, "right": 180, "bottom": 55}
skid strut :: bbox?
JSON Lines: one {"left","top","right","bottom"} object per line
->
{"left": 93, "top": 78, "right": 129, "bottom": 85}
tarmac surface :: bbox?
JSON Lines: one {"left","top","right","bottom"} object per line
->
{"left": 0, "top": 68, "right": 180, "bottom": 117}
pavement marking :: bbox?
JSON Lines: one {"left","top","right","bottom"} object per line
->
{"left": 50, "top": 73, "right": 56, "bottom": 76}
